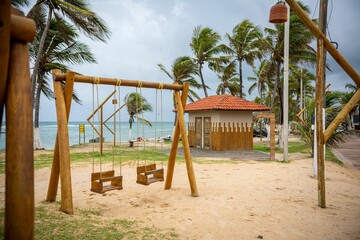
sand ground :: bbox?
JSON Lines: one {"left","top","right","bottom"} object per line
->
{"left": 1, "top": 142, "right": 360, "bottom": 239}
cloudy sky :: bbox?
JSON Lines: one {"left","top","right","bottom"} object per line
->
{"left": 31, "top": 0, "right": 360, "bottom": 122}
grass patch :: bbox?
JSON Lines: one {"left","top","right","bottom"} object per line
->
{"left": 0, "top": 202, "right": 179, "bottom": 239}
{"left": 254, "top": 141, "right": 311, "bottom": 154}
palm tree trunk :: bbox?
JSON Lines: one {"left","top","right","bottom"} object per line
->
{"left": 239, "top": 59, "right": 243, "bottom": 98}
{"left": 33, "top": 72, "right": 45, "bottom": 149}
{"left": 199, "top": 63, "right": 208, "bottom": 97}
{"left": 31, "top": 7, "right": 53, "bottom": 100}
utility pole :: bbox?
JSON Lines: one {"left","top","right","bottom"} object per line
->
{"left": 283, "top": 2, "right": 290, "bottom": 162}
{"left": 319, "top": 0, "right": 328, "bottom": 105}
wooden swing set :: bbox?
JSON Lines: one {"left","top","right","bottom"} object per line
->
{"left": 1, "top": 0, "right": 359, "bottom": 238}
{"left": 45, "top": 70, "right": 199, "bottom": 214}
{"left": 87, "top": 78, "right": 166, "bottom": 192}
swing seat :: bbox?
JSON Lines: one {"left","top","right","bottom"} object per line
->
{"left": 136, "top": 164, "right": 164, "bottom": 185}
{"left": 91, "top": 170, "right": 123, "bottom": 193}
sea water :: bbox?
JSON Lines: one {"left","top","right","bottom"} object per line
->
{"left": 0, "top": 121, "right": 175, "bottom": 150}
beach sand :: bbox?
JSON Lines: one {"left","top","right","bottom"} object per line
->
{"left": 16, "top": 151, "right": 358, "bottom": 240}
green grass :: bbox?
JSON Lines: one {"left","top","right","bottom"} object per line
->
{"left": 0, "top": 202, "right": 179, "bottom": 239}
{"left": 254, "top": 141, "right": 311, "bottom": 154}
{"left": 0, "top": 144, "right": 184, "bottom": 173}
{"left": 254, "top": 140, "right": 342, "bottom": 164}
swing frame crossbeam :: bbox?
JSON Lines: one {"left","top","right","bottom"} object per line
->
{"left": 47, "top": 70, "right": 199, "bottom": 214}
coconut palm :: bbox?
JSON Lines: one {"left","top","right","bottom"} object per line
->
{"left": 216, "top": 62, "right": 239, "bottom": 96}
{"left": 158, "top": 56, "right": 202, "bottom": 125}
{"left": 124, "top": 92, "right": 153, "bottom": 141}
{"left": 248, "top": 60, "right": 271, "bottom": 104}
{"left": 30, "top": 18, "right": 96, "bottom": 149}
{"left": 265, "top": 2, "right": 315, "bottom": 124}
{"left": 158, "top": 56, "right": 201, "bottom": 102}
{"left": 293, "top": 90, "right": 356, "bottom": 156}
{"left": 14, "top": 0, "right": 110, "bottom": 100}
{"left": 222, "top": 19, "right": 264, "bottom": 98}
{"left": 190, "top": 26, "right": 223, "bottom": 97}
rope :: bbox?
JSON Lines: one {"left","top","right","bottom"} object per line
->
{"left": 154, "top": 89, "right": 158, "bottom": 164}
{"left": 92, "top": 82, "right": 95, "bottom": 173}
{"left": 118, "top": 85, "right": 122, "bottom": 176}
{"left": 160, "top": 87, "right": 164, "bottom": 168}
{"left": 116, "top": 78, "right": 122, "bottom": 86}
{"left": 136, "top": 86, "right": 140, "bottom": 167}
{"left": 112, "top": 85, "right": 116, "bottom": 171}
{"left": 140, "top": 87, "right": 146, "bottom": 167}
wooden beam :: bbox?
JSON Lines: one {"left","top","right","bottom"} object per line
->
{"left": 46, "top": 71, "right": 75, "bottom": 202}
{"left": 5, "top": 29, "right": 34, "bottom": 240}
{"left": 53, "top": 80, "right": 73, "bottom": 214}
{"left": 165, "top": 83, "right": 189, "bottom": 190}
{"left": 324, "top": 88, "right": 360, "bottom": 143}
{"left": 285, "top": 0, "right": 360, "bottom": 88}
{"left": 174, "top": 90, "right": 199, "bottom": 197}
{"left": 86, "top": 90, "right": 116, "bottom": 121}
{"left": 10, "top": 13, "right": 36, "bottom": 42}
{"left": 54, "top": 72, "right": 183, "bottom": 90}
{"left": 316, "top": 37, "right": 326, "bottom": 208}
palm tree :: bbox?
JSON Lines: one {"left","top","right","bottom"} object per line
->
{"left": 288, "top": 67, "right": 315, "bottom": 114}
{"left": 158, "top": 56, "right": 201, "bottom": 125}
{"left": 158, "top": 56, "right": 201, "bottom": 102}
{"left": 222, "top": 19, "right": 264, "bottom": 98}
{"left": 248, "top": 60, "right": 270, "bottom": 103}
{"left": 265, "top": 2, "right": 315, "bottom": 124}
{"left": 293, "top": 91, "right": 356, "bottom": 156}
{"left": 30, "top": 18, "right": 96, "bottom": 149}
{"left": 190, "top": 26, "right": 223, "bottom": 97}
{"left": 16, "top": 0, "right": 110, "bottom": 100}
{"left": 124, "top": 92, "right": 153, "bottom": 141}
{"left": 216, "top": 62, "right": 239, "bottom": 96}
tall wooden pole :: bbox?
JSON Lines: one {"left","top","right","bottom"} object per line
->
{"left": 165, "top": 83, "right": 189, "bottom": 190}
{"left": 47, "top": 71, "right": 75, "bottom": 202}
{"left": 174, "top": 90, "right": 199, "bottom": 197}
{"left": 319, "top": 0, "right": 328, "bottom": 108}
{"left": 5, "top": 24, "right": 34, "bottom": 239}
{"left": 316, "top": 38, "right": 326, "bottom": 208}
{"left": 53, "top": 80, "right": 73, "bottom": 214}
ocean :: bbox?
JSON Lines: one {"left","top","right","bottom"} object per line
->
{"left": 0, "top": 121, "right": 175, "bottom": 150}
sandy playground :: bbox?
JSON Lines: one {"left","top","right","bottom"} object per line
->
{"left": 1, "top": 145, "right": 360, "bottom": 239}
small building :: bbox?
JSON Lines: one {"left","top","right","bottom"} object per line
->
{"left": 186, "top": 95, "right": 270, "bottom": 151}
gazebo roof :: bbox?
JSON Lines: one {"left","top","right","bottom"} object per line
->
{"left": 185, "top": 94, "right": 271, "bottom": 112}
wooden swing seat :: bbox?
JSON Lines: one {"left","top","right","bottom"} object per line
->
{"left": 136, "top": 164, "right": 164, "bottom": 185}
{"left": 91, "top": 170, "right": 123, "bottom": 193}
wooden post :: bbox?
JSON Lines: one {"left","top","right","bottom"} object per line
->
{"left": 5, "top": 29, "right": 35, "bottom": 240}
{"left": 285, "top": 0, "right": 360, "bottom": 88}
{"left": 53, "top": 80, "right": 73, "bottom": 214}
{"left": 47, "top": 71, "right": 75, "bottom": 202}
{"left": 174, "top": 90, "right": 199, "bottom": 197}
{"left": 324, "top": 89, "right": 360, "bottom": 143}
{"left": 165, "top": 83, "right": 189, "bottom": 190}
{"left": 270, "top": 115, "right": 276, "bottom": 161}
{"left": 316, "top": 38, "right": 326, "bottom": 208}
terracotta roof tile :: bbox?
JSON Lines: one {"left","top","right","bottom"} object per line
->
{"left": 185, "top": 95, "right": 271, "bottom": 112}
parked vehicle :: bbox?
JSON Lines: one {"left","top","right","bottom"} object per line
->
{"left": 253, "top": 129, "right": 267, "bottom": 137}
